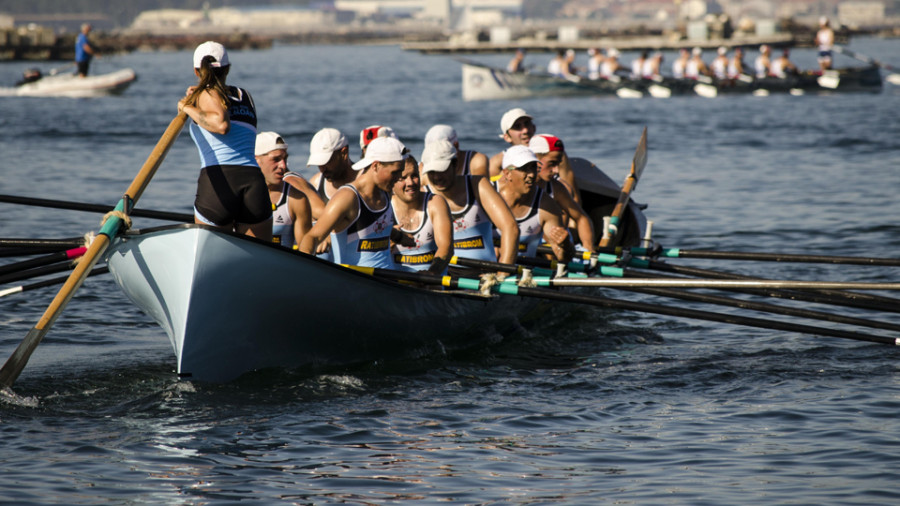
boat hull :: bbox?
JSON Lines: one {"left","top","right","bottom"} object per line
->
{"left": 4, "top": 68, "right": 137, "bottom": 98}
{"left": 105, "top": 226, "right": 527, "bottom": 381}
{"left": 461, "top": 61, "right": 882, "bottom": 101}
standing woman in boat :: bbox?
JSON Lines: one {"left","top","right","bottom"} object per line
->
{"left": 298, "top": 137, "right": 407, "bottom": 269}
{"left": 178, "top": 41, "right": 272, "bottom": 241}
{"left": 391, "top": 154, "right": 453, "bottom": 275}
{"left": 74, "top": 23, "right": 98, "bottom": 77}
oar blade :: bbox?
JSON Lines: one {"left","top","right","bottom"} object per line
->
{"left": 632, "top": 127, "right": 648, "bottom": 181}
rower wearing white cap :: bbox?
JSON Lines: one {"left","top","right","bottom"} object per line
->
{"left": 672, "top": 48, "right": 690, "bottom": 79}
{"left": 496, "top": 146, "right": 574, "bottom": 263}
{"left": 179, "top": 40, "right": 272, "bottom": 241}
{"left": 423, "top": 124, "right": 488, "bottom": 180}
{"left": 755, "top": 45, "right": 772, "bottom": 78}
{"left": 685, "top": 47, "right": 710, "bottom": 79}
{"left": 255, "top": 131, "right": 312, "bottom": 249}
{"left": 727, "top": 47, "right": 747, "bottom": 79}
{"left": 770, "top": 48, "right": 798, "bottom": 79}
{"left": 488, "top": 107, "right": 535, "bottom": 178}
{"left": 599, "top": 48, "right": 621, "bottom": 79}
{"left": 711, "top": 46, "right": 729, "bottom": 79}
{"left": 297, "top": 127, "right": 356, "bottom": 208}
{"left": 298, "top": 137, "right": 407, "bottom": 269}
{"left": 424, "top": 139, "right": 519, "bottom": 266}
{"left": 359, "top": 124, "right": 397, "bottom": 158}
{"left": 816, "top": 17, "right": 835, "bottom": 71}
{"left": 529, "top": 134, "right": 596, "bottom": 253}
{"left": 391, "top": 153, "right": 453, "bottom": 275}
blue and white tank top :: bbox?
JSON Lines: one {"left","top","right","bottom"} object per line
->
{"left": 392, "top": 193, "right": 438, "bottom": 271}
{"left": 331, "top": 185, "right": 395, "bottom": 269}
{"left": 189, "top": 86, "right": 258, "bottom": 168}
{"left": 271, "top": 182, "right": 294, "bottom": 248}
{"left": 448, "top": 176, "right": 496, "bottom": 262}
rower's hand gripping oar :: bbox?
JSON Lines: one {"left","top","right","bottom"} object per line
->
{"left": 0, "top": 113, "right": 187, "bottom": 388}
{"left": 599, "top": 127, "right": 647, "bottom": 249}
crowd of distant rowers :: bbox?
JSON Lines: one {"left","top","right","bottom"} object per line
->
{"left": 251, "top": 108, "right": 593, "bottom": 277}
{"left": 510, "top": 16, "right": 838, "bottom": 82}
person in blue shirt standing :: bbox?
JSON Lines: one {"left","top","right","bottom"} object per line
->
{"left": 75, "top": 23, "right": 98, "bottom": 77}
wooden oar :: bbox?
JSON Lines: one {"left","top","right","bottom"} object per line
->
{"left": 599, "top": 127, "right": 647, "bottom": 249}
{"left": 832, "top": 46, "right": 900, "bottom": 85}
{"left": 0, "top": 194, "right": 193, "bottom": 222}
{"left": 0, "top": 112, "right": 187, "bottom": 388}
{"left": 0, "top": 247, "right": 86, "bottom": 278}
{"left": 632, "top": 246, "right": 900, "bottom": 267}
{"left": 346, "top": 266, "right": 900, "bottom": 346}
{"left": 0, "top": 267, "right": 109, "bottom": 299}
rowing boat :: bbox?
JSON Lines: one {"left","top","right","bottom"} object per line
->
{"left": 103, "top": 165, "right": 647, "bottom": 381}
{"left": 461, "top": 60, "right": 883, "bottom": 101}
{"left": 0, "top": 68, "right": 137, "bottom": 98}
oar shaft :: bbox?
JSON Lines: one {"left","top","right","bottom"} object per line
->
{"left": 0, "top": 237, "right": 85, "bottom": 249}
{"left": 0, "top": 194, "right": 192, "bottom": 222}
{"left": 0, "top": 247, "right": 86, "bottom": 277}
{"left": 656, "top": 247, "right": 900, "bottom": 266}
{"left": 546, "top": 278, "right": 900, "bottom": 290}
{"left": 0, "top": 262, "right": 76, "bottom": 286}
{"left": 0, "top": 267, "right": 109, "bottom": 299}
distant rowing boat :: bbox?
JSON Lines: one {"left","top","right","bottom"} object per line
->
{"left": 104, "top": 161, "right": 647, "bottom": 382}
{"left": 461, "top": 60, "right": 883, "bottom": 101}
{"left": 0, "top": 68, "right": 137, "bottom": 98}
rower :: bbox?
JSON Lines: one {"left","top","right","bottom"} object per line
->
{"left": 424, "top": 124, "right": 488, "bottom": 178}
{"left": 298, "top": 137, "right": 407, "bottom": 269}
{"left": 711, "top": 47, "right": 729, "bottom": 80}
{"left": 642, "top": 52, "right": 664, "bottom": 79}
{"left": 529, "top": 134, "right": 596, "bottom": 254}
{"left": 770, "top": 49, "right": 798, "bottom": 78}
{"left": 285, "top": 127, "right": 352, "bottom": 259}
{"left": 424, "top": 139, "right": 519, "bottom": 266}
{"left": 599, "top": 48, "right": 622, "bottom": 79}
{"left": 685, "top": 47, "right": 710, "bottom": 79}
{"left": 631, "top": 51, "right": 648, "bottom": 79}
{"left": 391, "top": 154, "right": 453, "bottom": 275}
{"left": 586, "top": 48, "right": 604, "bottom": 80}
{"left": 727, "top": 47, "right": 747, "bottom": 79}
{"left": 359, "top": 124, "right": 397, "bottom": 158}
{"left": 496, "top": 145, "right": 574, "bottom": 263}
{"left": 507, "top": 48, "right": 526, "bottom": 73}
{"left": 755, "top": 45, "right": 772, "bottom": 78}
{"left": 672, "top": 48, "right": 690, "bottom": 79}
{"left": 488, "top": 108, "right": 580, "bottom": 205}
{"left": 816, "top": 17, "right": 835, "bottom": 71}
{"left": 255, "top": 131, "right": 312, "bottom": 249}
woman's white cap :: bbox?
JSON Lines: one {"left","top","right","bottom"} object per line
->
{"left": 351, "top": 137, "right": 407, "bottom": 171}
{"left": 193, "top": 41, "right": 229, "bottom": 68}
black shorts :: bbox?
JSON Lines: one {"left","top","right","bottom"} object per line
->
{"left": 76, "top": 61, "right": 90, "bottom": 76}
{"left": 195, "top": 165, "right": 272, "bottom": 226}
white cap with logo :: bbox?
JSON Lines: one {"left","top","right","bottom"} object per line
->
{"left": 307, "top": 128, "right": 348, "bottom": 166}
{"left": 351, "top": 137, "right": 408, "bottom": 171}
{"left": 421, "top": 139, "right": 458, "bottom": 174}
{"left": 499, "top": 108, "right": 532, "bottom": 137}
{"left": 424, "top": 124, "right": 458, "bottom": 146}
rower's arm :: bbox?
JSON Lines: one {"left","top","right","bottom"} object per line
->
{"left": 284, "top": 173, "right": 326, "bottom": 221}
{"left": 426, "top": 195, "right": 454, "bottom": 275}
{"left": 467, "top": 151, "right": 490, "bottom": 178}
{"left": 539, "top": 198, "right": 575, "bottom": 264}
{"left": 288, "top": 187, "right": 312, "bottom": 248}
{"left": 298, "top": 188, "right": 356, "bottom": 255}
{"left": 557, "top": 153, "right": 580, "bottom": 204}
{"left": 475, "top": 176, "right": 519, "bottom": 265}
{"left": 552, "top": 180, "right": 595, "bottom": 252}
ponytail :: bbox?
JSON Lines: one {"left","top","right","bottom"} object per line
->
{"left": 184, "top": 55, "right": 231, "bottom": 109}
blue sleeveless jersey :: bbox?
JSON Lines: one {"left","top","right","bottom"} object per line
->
{"left": 392, "top": 193, "right": 438, "bottom": 271}
{"left": 331, "top": 185, "right": 395, "bottom": 269}
{"left": 271, "top": 182, "right": 294, "bottom": 248}
{"left": 189, "top": 86, "right": 258, "bottom": 168}
{"left": 449, "top": 176, "right": 496, "bottom": 262}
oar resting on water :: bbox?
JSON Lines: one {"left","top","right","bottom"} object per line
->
{"left": 0, "top": 194, "right": 193, "bottom": 223}
{"left": 0, "top": 112, "right": 188, "bottom": 389}
{"left": 0, "top": 267, "right": 109, "bottom": 299}
{"left": 345, "top": 265, "right": 899, "bottom": 346}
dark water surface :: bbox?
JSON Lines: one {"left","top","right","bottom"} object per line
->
{"left": 1, "top": 39, "right": 900, "bottom": 504}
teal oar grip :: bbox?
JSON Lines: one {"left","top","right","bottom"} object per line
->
{"left": 595, "top": 253, "right": 619, "bottom": 264}
{"left": 660, "top": 248, "right": 680, "bottom": 258}
{"left": 627, "top": 257, "right": 650, "bottom": 268}
{"left": 457, "top": 278, "right": 481, "bottom": 291}
{"left": 98, "top": 199, "right": 130, "bottom": 238}
{"left": 498, "top": 284, "right": 519, "bottom": 295}
{"left": 598, "top": 266, "right": 625, "bottom": 277}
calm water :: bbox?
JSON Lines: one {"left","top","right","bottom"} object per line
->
{"left": 2, "top": 39, "right": 900, "bottom": 504}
